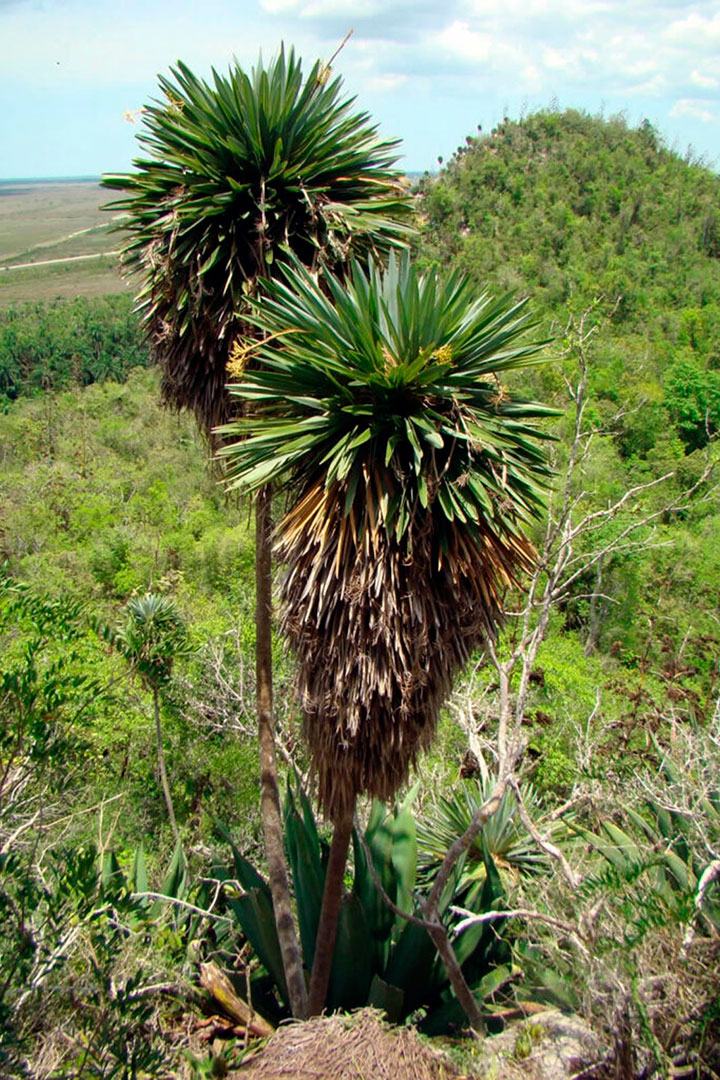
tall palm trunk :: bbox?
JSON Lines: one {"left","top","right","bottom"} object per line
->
{"left": 152, "top": 686, "right": 180, "bottom": 846}
{"left": 256, "top": 484, "right": 309, "bottom": 1019}
{"left": 307, "top": 804, "right": 354, "bottom": 1015}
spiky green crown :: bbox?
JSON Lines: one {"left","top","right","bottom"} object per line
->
{"left": 117, "top": 594, "right": 188, "bottom": 687}
{"left": 102, "top": 47, "right": 414, "bottom": 433}
{"left": 220, "top": 253, "right": 555, "bottom": 551}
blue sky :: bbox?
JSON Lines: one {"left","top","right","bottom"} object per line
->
{"left": 2, "top": 0, "right": 720, "bottom": 178}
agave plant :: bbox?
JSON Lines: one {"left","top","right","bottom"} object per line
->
{"left": 571, "top": 754, "right": 720, "bottom": 934}
{"left": 220, "top": 253, "right": 554, "bottom": 821}
{"left": 220, "top": 254, "right": 554, "bottom": 1009}
{"left": 102, "top": 47, "right": 413, "bottom": 435}
{"left": 212, "top": 783, "right": 516, "bottom": 1030}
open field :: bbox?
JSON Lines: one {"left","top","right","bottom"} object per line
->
{"left": 0, "top": 179, "right": 129, "bottom": 304}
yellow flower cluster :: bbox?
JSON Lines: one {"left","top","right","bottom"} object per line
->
{"left": 429, "top": 344, "right": 453, "bottom": 365}
{"left": 226, "top": 339, "right": 252, "bottom": 381}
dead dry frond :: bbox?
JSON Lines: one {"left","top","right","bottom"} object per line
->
{"left": 278, "top": 474, "right": 535, "bottom": 820}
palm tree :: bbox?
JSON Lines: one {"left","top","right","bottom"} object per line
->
{"left": 219, "top": 253, "right": 555, "bottom": 1012}
{"left": 102, "top": 48, "right": 413, "bottom": 1019}
{"left": 115, "top": 593, "right": 189, "bottom": 845}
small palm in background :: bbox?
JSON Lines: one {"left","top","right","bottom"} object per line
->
{"left": 113, "top": 594, "right": 190, "bottom": 843}
{"left": 417, "top": 776, "right": 567, "bottom": 888}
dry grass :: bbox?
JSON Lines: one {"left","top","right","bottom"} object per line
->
{"left": 0, "top": 181, "right": 109, "bottom": 258}
{"left": 231, "top": 1010, "right": 464, "bottom": 1080}
{"left": 0, "top": 180, "right": 127, "bottom": 304}
{"left": 0, "top": 257, "right": 129, "bottom": 305}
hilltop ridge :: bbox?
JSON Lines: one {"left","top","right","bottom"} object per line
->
{"left": 418, "top": 108, "right": 720, "bottom": 457}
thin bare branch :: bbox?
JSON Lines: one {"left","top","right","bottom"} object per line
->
{"left": 450, "top": 905, "right": 590, "bottom": 954}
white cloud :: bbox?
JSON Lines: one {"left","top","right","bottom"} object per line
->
{"left": 437, "top": 20, "right": 493, "bottom": 63}
{"left": 542, "top": 47, "right": 573, "bottom": 73}
{"left": 260, "top": 0, "right": 300, "bottom": 12}
{"left": 261, "top": 0, "right": 383, "bottom": 16}
{"left": 621, "top": 74, "right": 668, "bottom": 98}
{"left": 670, "top": 98, "right": 717, "bottom": 123}
{"left": 467, "top": 0, "right": 610, "bottom": 16}
{"left": 663, "top": 10, "right": 720, "bottom": 46}
{"left": 691, "top": 69, "right": 719, "bottom": 89}
{"left": 364, "top": 72, "right": 407, "bottom": 93}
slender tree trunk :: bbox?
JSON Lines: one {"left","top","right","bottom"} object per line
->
{"left": 153, "top": 686, "right": 180, "bottom": 846}
{"left": 424, "top": 921, "right": 486, "bottom": 1034}
{"left": 256, "top": 485, "right": 308, "bottom": 1019}
{"left": 307, "top": 805, "right": 354, "bottom": 1015}
{"left": 584, "top": 557, "right": 604, "bottom": 656}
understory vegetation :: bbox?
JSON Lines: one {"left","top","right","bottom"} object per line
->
{"left": 1, "top": 108, "right": 719, "bottom": 1077}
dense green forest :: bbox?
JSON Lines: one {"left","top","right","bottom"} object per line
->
{"left": 1, "top": 110, "right": 719, "bottom": 1078}
{"left": 0, "top": 295, "right": 148, "bottom": 403}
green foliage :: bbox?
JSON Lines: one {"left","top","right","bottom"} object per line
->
{"left": 2, "top": 837, "right": 194, "bottom": 1078}
{"left": 0, "top": 373, "right": 273, "bottom": 847}
{"left": 664, "top": 356, "right": 720, "bottom": 450}
{"left": 112, "top": 593, "right": 190, "bottom": 689}
{"left": 103, "top": 45, "right": 413, "bottom": 434}
{"left": 0, "top": 580, "right": 190, "bottom": 1076}
{"left": 417, "top": 775, "right": 566, "bottom": 886}
{"left": 0, "top": 576, "right": 92, "bottom": 804}
{"left": 0, "top": 295, "right": 147, "bottom": 402}
{"left": 575, "top": 747, "right": 720, "bottom": 937}
{"left": 0, "top": 368, "right": 251, "bottom": 601}
{"left": 417, "top": 108, "right": 720, "bottom": 463}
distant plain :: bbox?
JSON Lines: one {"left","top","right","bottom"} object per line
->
{"left": 0, "top": 180, "right": 129, "bottom": 305}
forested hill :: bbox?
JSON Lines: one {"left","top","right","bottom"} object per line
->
{"left": 417, "top": 109, "right": 720, "bottom": 457}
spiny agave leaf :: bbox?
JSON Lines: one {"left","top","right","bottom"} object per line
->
{"left": 214, "top": 820, "right": 270, "bottom": 895}
{"left": 326, "top": 893, "right": 374, "bottom": 1011}
{"left": 474, "top": 964, "right": 516, "bottom": 1002}
{"left": 385, "top": 916, "right": 441, "bottom": 1005}
{"left": 229, "top": 889, "right": 288, "bottom": 1006}
{"left": 599, "top": 821, "right": 644, "bottom": 864}
{"left": 389, "top": 805, "right": 418, "bottom": 914}
{"left": 284, "top": 787, "right": 325, "bottom": 968}
{"left": 354, "top": 802, "right": 400, "bottom": 944}
{"left": 367, "top": 974, "right": 405, "bottom": 1024}
{"left": 131, "top": 843, "right": 149, "bottom": 896}
{"left": 100, "top": 850, "right": 123, "bottom": 894}
{"left": 159, "top": 840, "right": 189, "bottom": 902}
{"left": 569, "top": 822, "right": 629, "bottom": 869}
{"left": 663, "top": 849, "right": 691, "bottom": 892}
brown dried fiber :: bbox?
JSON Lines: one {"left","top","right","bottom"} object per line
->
{"left": 232, "top": 1009, "right": 462, "bottom": 1080}
{"left": 277, "top": 472, "right": 535, "bottom": 821}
